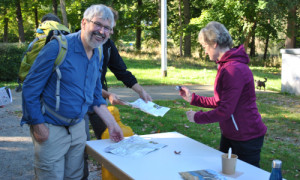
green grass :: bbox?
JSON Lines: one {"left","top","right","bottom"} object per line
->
{"left": 100, "top": 92, "right": 299, "bottom": 180}
{"left": 1, "top": 49, "right": 282, "bottom": 92}
{"left": 104, "top": 51, "right": 282, "bottom": 91}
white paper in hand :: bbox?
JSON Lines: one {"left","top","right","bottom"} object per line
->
{"left": 129, "top": 98, "right": 170, "bottom": 117}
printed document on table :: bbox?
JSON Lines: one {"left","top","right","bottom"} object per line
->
{"left": 105, "top": 135, "right": 167, "bottom": 158}
{"left": 179, "top": 169, "right": 227, "bottom": 180}
{"left": 129, "top": 98, "right": 170, "bottom": 117}
{"left": 0, "top": 87, "right": 12, "bottom": 106}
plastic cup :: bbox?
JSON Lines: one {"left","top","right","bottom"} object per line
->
{"left": 222, "top": 153, "right": 238, "bottom": 175}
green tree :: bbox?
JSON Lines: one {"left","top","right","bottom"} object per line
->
{"left": 15, "top": 0, "right": 25, "bottom": 43}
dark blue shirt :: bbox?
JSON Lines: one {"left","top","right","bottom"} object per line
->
{"left": 21, "top": 31, "right": 106, "bottom": 126}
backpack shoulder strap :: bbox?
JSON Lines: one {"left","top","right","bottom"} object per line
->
{"left": 98, "top": 45, "right": 103, "bottom": 72}
{"left": 52, "top": 30, "right": 68, "bottom": 68}
{"left": 50, "top": 30, "right": 68, "bottom": 111}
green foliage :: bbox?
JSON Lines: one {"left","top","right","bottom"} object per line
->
{"left": 0, "top": 43, "right": 26, "bottom": 81}
{"left": 1, "top": 0, "right": 299, "bottom": 52}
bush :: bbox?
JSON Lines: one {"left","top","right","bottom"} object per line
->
{"left": 0, "top": 43, "right": 27, "bottom": 81}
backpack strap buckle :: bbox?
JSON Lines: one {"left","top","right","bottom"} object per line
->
{"left": 41, "top": 98, "right": 81, "bottom": 125}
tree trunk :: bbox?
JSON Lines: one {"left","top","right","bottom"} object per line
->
{"left": 243, "top": 21, "right": 255, "bottom": 53}
{"left": 249, "top": 21, "right": 257, "bottom": 57}
{"left": 53, "top": 0, "right": 58, "bottom": 15}
{"left": 135, "top": 0, "right": 142, "bottom": 50}
{"left": 15, "top": 0, "right": 25, "bottom": 43}
{"left": 157, "top": 0, "right": 161, "bottom": 21}
{"left": 285, "top": 5, "right": 296, "bottom": 48}
{"left": 183, "top": 0, "right": 191, "bottom": 57}
{"left": 263, "top": 33, "right": 269, "bottom": 60}
{"left": 60, "top": 0, "right": 68, "bottom": 27}
{"left": 3, "top": 12, "right": 8, "bottom": 43}
{"left": 34, "top": 1, "right": 38, "bottom": 29}
{"left": 178, "top": 0, "right": 183, "bottom": 57}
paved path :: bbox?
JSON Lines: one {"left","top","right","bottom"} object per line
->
{"left": 109, "top": 85, "right": 215, "bottom": 101}
{"left": 0, "top": 85, "right": 214, "bottom": 180}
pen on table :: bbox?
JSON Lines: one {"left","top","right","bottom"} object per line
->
{"left": 231, "top": 114, "right": 239, "bottom": 131}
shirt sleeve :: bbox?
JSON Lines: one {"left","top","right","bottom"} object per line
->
{"left": 21, "top": 40, "right": 59, "bottom": 125}
{"left": 108, "top": 40, "right": 138, "bottom": 88}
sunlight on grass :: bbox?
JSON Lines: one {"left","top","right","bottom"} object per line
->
{"left": 2, "top": 48, "right": 282, "bottom": 92}
{"left": 105, "top": 93, "right": 300, "bottom": 180}
{"left": 101, "top": 49, "right": 283, "bottom": 92}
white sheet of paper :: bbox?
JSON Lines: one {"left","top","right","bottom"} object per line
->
{"left": 129, "top": 98, "right": 170, "bottom": 117}
{"left": 0, "top": 87, "right": 12, "bottom": 106}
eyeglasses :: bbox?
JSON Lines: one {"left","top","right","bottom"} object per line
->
{"left": 87, "top": 19, "right": 112, "bottom": 33}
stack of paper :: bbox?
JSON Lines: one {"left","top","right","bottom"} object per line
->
{"left": 105, "top": 135, "right": 167, "bottom": 158}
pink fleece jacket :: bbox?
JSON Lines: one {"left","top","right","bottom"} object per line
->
{"left": 191, "top": 45, "right": 267, "bottom": 141}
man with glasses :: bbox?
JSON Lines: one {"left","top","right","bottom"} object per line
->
{"left": 83, "top": 7, "right": 153, "bottom": 179}
{"left": 21, "top": 4, "right": 123, "bottom": 179}
{"left": 87, "top": 7, "right": 152, "bottom": 141}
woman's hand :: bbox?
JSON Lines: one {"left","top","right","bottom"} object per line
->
{"left": 179, "top": 86, "right": 193, "bottom": 103}
{"left": 186, "top": 110, "right": 196, "bottom": 122}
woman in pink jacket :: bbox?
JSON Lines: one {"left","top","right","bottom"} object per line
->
{"left": 180, "top": 21, "right": 267, "bottom": 167}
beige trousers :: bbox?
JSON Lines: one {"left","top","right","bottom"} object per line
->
{"left": 30, "top": 120, "right": 86, "bottom": 180}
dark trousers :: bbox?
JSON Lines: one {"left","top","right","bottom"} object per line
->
{"left": 82, "top": 112, "right": 107, "bottom": 180}
{"left": 219, "top": 135, "right": 265, "bottom": 167}
{"left": 88, "top": 112, "right": 107, "bottom": 139}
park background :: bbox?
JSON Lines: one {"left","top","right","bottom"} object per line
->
{"left": 0, "top": 0, "right": 299, "bottom": 179}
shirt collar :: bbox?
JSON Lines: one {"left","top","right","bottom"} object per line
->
{"left": 74, "top": 30, "right": 99, "bottom": 58}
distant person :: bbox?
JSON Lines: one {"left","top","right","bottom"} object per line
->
{"left": 179, "top": 21, "right": 267, "bottom": 167}
{"left": 87, "top": 7, "right": 152, "bottom": 140}
{"left": 21, "top": 5, "right": 123, "bottom": 179}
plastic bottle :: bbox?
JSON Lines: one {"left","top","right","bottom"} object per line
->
{"left": 269, "top": 159, "right": 283, "bottom": 180}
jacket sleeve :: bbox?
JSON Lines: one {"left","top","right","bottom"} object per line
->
{"left": 107, "top": 40, "right": 138, "bottom": 88}
{"left": 191, "top": 93, "right": 218, "bottom": 108}
{"left": 193, "top": 65, "right": 245, "bottom": 124}
{"left": 21, "top": 40, "right": 59, "bottom": 126}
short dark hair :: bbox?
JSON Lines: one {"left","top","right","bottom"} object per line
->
{"left": 41, "top": 13, "right": 61, "bottom": 23}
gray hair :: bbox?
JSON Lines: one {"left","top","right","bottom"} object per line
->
{"left": 83, "top": 4, "right": 114, "bottom": 28}
{"left": 198, "top": 21, "right": 232, "bottom": 48}
{"left": 41, "top": 13, "right": 61, "bottom": 23}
